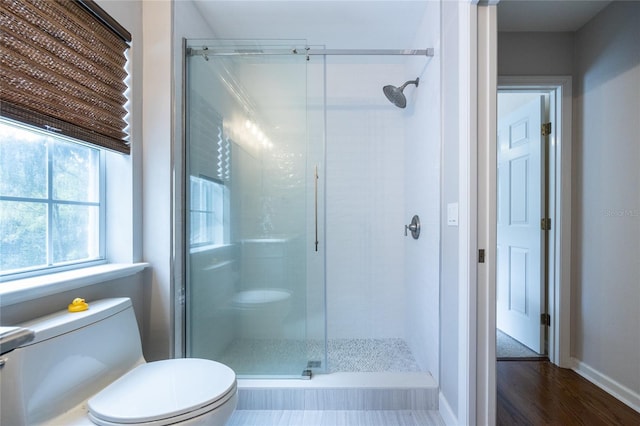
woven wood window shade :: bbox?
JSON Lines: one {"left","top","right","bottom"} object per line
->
{"left": 1, "top": 0, "right": 132, "bottom": 154}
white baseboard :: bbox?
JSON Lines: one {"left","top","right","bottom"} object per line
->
{"left": 439, "top": 391, "right": 458, "bottom": 426}
{"left": 571, "top": 357, "right": 640, "bottom": 413}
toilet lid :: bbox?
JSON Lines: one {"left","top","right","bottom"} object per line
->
{"left": 88, "top": 359, "right": 236, "bottom": 425}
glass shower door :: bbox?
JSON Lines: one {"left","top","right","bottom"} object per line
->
{"left": 185, "top": 40, "right": 325, "bottom": 377}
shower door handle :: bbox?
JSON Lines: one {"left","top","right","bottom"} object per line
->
{"left": 314, "top": 165, "right": 319, "bottom": 252}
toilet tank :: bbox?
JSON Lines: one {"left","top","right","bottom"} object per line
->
{"left": 0, "top": 298, "right": 145, "bottom": 425}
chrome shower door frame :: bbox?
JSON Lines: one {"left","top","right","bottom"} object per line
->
{"left": 181, "top": 39, "right": 327, "bottom": 378}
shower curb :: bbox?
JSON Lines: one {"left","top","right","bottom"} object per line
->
{"left": 236, "top": 372, "right": 438, "bottom": 410}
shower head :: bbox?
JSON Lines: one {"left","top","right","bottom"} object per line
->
{"left": 383, "top": 77, "right": 420, "bottom": 108}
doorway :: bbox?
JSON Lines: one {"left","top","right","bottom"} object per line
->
{"left": 496, "top": 90, "right": 550, "bottom": 359}
{"left": 495, "top": 76, "right": 573, "bottom": 366}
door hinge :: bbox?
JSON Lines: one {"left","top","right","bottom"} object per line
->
{"left": 478, "top": 249, "right": 485, "bottom": 263}
{"left": 541, "top": 218, "right": 552, "bottom": 231}
{"left": 541, "top": 313, "right": 551, "bottom": 327}
{"left": 541, "top": 122, "right": 552, "bottom": 136}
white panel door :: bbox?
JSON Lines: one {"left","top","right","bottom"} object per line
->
{"left": 496, "top": 95, "right": 545, "bottom": 353}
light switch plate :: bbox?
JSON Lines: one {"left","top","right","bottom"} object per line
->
{"left": 447, "top": 202, "right": 458, "bottom": 226}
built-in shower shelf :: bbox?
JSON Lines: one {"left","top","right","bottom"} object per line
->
{"left": 237, "top": 372, "right": 438, "bottom": 410}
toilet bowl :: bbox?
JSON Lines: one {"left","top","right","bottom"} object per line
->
{"left": 233, "top": 288, "right": 292, "bottom": 338}
{"left": 0, "top": 298, "right": 237, "bottom": 426}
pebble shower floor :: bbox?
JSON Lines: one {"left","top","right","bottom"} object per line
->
{"left": 218, "top": 338, "right": 421, "bottom": 374}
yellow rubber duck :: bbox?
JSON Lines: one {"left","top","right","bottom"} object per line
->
{"left": 68, "top": 298, "right": 89, "bottom": 312}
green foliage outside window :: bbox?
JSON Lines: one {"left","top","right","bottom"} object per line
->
{"left": 0, "top": 120, "right": 102, "bottom": 277}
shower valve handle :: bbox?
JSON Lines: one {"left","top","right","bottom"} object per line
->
{"left": 405, "top": 223, "right": 417, "bottom": 234}
{"left": 404, "top": 215, "right": 421, "bottom": 239}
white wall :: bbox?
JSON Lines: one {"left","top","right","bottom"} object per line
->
{"left": 572, "top": 1, "right": 640, "bottom": 405}
{"left": 141, "top": 0, "right": 173, "bottom": 361}
{"left": 403, "top": 1, "right": 441, "bottom": 378}
{"left": 99, "top": 0, "right": 143, "bottom": 266}
{"left": 439, "top": 0, "right": 460, "bottom": 418}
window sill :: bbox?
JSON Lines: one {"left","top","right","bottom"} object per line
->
{"left": 0, "top": 263, "right": 149, "bottom": 307}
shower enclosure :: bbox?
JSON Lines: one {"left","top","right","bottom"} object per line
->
{"left": 183, "top": 36, "right": 438, "bottom": 379}
{"left": 184, "top": 40, "right": 326, "bottom": 378}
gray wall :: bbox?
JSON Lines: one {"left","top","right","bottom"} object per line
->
{"left": 498, "top": 32, "right": 574, "bottom": 76}
{"left": 498, "top": 0, "right": 640, "bottom": 402}
{"left": 572, "top": 1, "right": 640, "bottom": 397}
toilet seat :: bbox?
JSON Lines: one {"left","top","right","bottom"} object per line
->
{"left": 87, "top": 359, "right": 236, "bottom": 426}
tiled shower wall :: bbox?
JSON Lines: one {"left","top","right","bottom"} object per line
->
{"left": 325, "top": 61, "right": 407, "bottom": 340}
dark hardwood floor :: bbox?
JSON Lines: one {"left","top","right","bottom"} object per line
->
{"left": 497, "top": 360, "right": 640, "bottom": 425}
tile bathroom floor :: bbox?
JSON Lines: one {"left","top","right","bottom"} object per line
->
{"left": 227, "top": 409, "right": 444, "bottom": 426}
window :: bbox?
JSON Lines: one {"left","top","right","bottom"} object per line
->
{"left": 1, "top": 0, "right": 131, "bottom": 280}
{"left": 187, "top": 104, "right": 231, "bottom": 248}
{"left": 0, "top": 119, "right": 104, "bottom": 277}
{"left": 190, "top": 176, "right": 225, "bottom": 247}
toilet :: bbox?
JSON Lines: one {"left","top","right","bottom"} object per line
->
{"left": 233, "top": 288, "right": 292, "bottom": 338}
{"left": 0, "top": 298, "right": 237, "bottom": 426}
